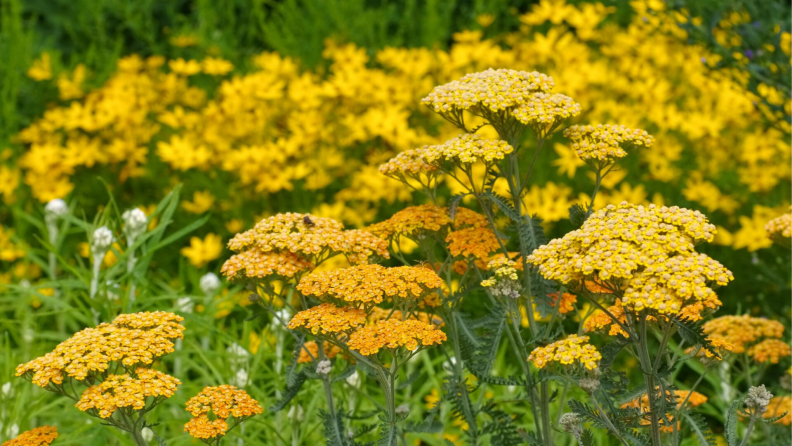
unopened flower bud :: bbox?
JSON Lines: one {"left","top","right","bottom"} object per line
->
{"left": 559, "top": 413, "right": 583, "bottom": 439}
{"left": 200, "top": 272, "right": 220, "bottom": 296}
{"left": 316, "top": 359, "right": 332, "bottom": 377}
{"left": 287, "top": 405, "right": 304, "bottom": 422}
{"left": 233, "top": 368, "right": 249, "bottom": 387}
{"left": 91, "top": 226, "right": 114, "bottom": 257}
{"left": 578, "top": 378, "right": 600, "bottom": 394}
{"left": 122, "top": 208, "right": 148, "bottom": 243}
{"left": 141, "top": 427, "right": 154, "bottom": 443}
{"left": 745, "top": 385, "right": 773, "bottom": 414}
{"left": 346, "top": 371, "right": 361, "bottom": 388}
{"left": 45, "top": 198, "right": 68, "bottom": 221}
{"left": 176, "top": 297, "right": 194, "bottom": 313}
{"left": 396, "top": 404, "right": 410, "bottom": 415}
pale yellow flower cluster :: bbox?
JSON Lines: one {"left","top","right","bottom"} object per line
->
{"left": 513, "top": 93, "right": 581, "bottom": 131}
{"left": 563, "top": 124, "right": 654, "bottom": 162}
{"left": 528, "top": 202, "right": 733, "bottom": 316}
{"left": 421, "top": 133, "right": 514, "bottom": 165}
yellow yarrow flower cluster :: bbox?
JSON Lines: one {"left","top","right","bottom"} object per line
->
{"left": 527, "top": 335, "right": 601, "bottom": 370}
{"left": 421, "top": 68, "right": 554, "bottom": 113}
{"left": 513, "top": 93, "right": 581, "bottom": 134}
{"left": 16, "top": 312, "right": 185, "bottom": 387}
{"left": 287, "top": 303, "right": 367, "bottom": 335}
{"left": 563, "top": 124, "right": 654, "bottom": 162}
{"left": 346, "top": 319, "right": 446, "bottom": 356}
{"left": 765, "top": 208, "right": 792, "bottom": 246}
{"left": 76, "top": 368, "right": 181, "bottom": 418}
{"left": 421, "top": 133, "right": 513, "bottom": 165}
{"left": 297, "top": 264, "right": 443, "bottom": 307}
{"left": 703, "top": 314, "right": 786, "bottom": 354}
{"left": 184, "top": 385, "right": 263, "bottom": 440}
{"left": 228, "top": 213, "right": 387, "bottom": 265}
{"left": 528, "top": 202, "right": 733, "bottom": 316}
{"left": 1, "top": 426, "right": 58, "bottom": 446}
{"left": 221, "top": 248, "right": 314, "bottom": 281}
{"left": 480, "top": 256, "right": 521, "bottom": 299}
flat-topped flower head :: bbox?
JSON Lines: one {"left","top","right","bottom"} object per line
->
{"left": 367, "top": 205, "right": 488, "bottom": 240}
{"left": 747, "top": 339, "right": 792, "bottom": 364}
{"left": 297, "top": 341, "right": 344, "bottom": 364}
{"left": 347, "top": 319, "right": 446, "bottom": 356}
{"left": 514, "top": 93, "right": 581, "bottom": 135}
{"left": 76, "top": 368, "right": 181, "bottom": 418}
{"left": 703, "top": 314, "right": 785, "bottom": 353}
{"left": 528, "top": 202, "right": 732, "bottom": 317}
{"left": 16, "top": 312, "right": 185, "bottom": 387}
{"left": 446, "top": 227, "right": 502, "bottom": 259}
{"left": 379, "top": 147, "right": 437, "bottom": 177}
{"left": 421, "top": 133, "right": 513, "bottom": 166}
{"left": 2, "top": 426, "right": 58, "bottom": 446}
{"left": 184, "top": 385, "right": 262, "bottom": 440}
{"left": 297, "top": 264, "right": 443, "bottom": 308}
{"left": 563, "top": 124, "right": 653, "bottom": 163}
{"left": 288, "top": 303, "right": 366, "bottom": 335}
{"left": 766, "top": 208, "right": 791, "bottom": 247}
{"left": 221, "top": 249, "right": 314, "bottom": 281}
{"left": 528, "top": 335, "right": 601, "bottom": 370}
{"left": 481, "top": 257, "right": 521, "bottom": 299}
{"left": 422, "top": 68, "right": 554, "bottom": 114}
{"left": 227, "top": 213, "right": 387, "bottom": 264}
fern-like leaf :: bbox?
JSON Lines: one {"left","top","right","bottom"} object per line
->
{"left": 270, "top": 371, "right": 307, "bottom": 412}
{"left": 724, "top": 399, "right": 743, "bottom": 446}
{"left": 682, "top": 412, "right": 716, "bottom": 446}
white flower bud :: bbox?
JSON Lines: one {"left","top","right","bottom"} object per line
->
{"left": 45, "top": 198, "right": 68, "bottom": 220}
{"left": 176, "top": 297, "right": 194, "bottom": 313}
{"left": 7, "top": 423, "right": 19, "bottom": 439}
{"left": 141, "top": 427, "right": 154, "bottom": 443}
{"left": 396, "top": 404, "right": 410, "bottom": 415}
{"left": 287, "top": 405, "right": 304, "bottom": 422}
{"left": 559, "top": 413, "right": 583, "bottom": 439}
{"left": 745, "top": 385, "right": 773, "bottom": 414}
{"left": 578, "top": 378, "right": 600, "bottom": 394}
{"left": 346, "top": 371, "right": 361, "bottom": 388}
{"left": 200, "top": 272, "right": 221, "bottom": 296}
{"left": 233, "top": 368, "right": 249, "bottom": 387}
{"left": 122, "top": 208, "right": 148, "bottom": 243}
{"left": 1, "top": 382, "right": 12, "bottom": 398}
{"left": 91, "top": 226, "right": 114, "bottom": 257}
{"left": 316, "top": 359, "right": 332, "bottom": 377}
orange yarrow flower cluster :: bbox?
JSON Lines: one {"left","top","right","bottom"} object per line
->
{"left": 297, "top": 264, "right": 443, "bottom": 308}
{"left": 446, "top": 227, "right": 502, "bottom": 259}
{"left": 16, "top": 312, "right": 184, "bottom": 387}
{"left": 747, "top": 339, "right": 792, "bottom": 364}
{"left": 1, "top": 426, "right": 58, "bottom": 446}
{"left": 368, "top": 306, "right": 444, "bottom": 328}
{"left": 297, "top": 340, "right": 344, "bottom": 364}
{"left": 703, "top": 314, "right": 785, "bottom": 354}
{"left": 184, "top": 385, "right": 263, "bottom": 440}
{"left": 621, "top": 389, "right": 707, "bottom": 432}
{"left": 347, "top": 319, "right": 446, "bottom": 356}
{"left": 227, "top": 213, "right": 387, "bottom": 265}
{"left": 764, "top": 396, "right": 792, "bottom": 426}
{"left": 528, "top": 203, "right": 733, "bottom": 318}
{"left": 548, "top": 292, "right": 577, "bottom": 314}
{"left": 366, "top": 205, "right": 488, "bottom": 240}
{"left": 528, "top": 335, "right": 601, "bottom": 370}
{"left": 76, "top": 368, "right": 181, "bottom": 418}
{"left": 288, "top": 303, "right": 366, "bottom": 335}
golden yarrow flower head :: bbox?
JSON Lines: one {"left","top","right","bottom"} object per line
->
{"left": 288, "top": 303, "right": 366, "bottom": 335}
{"left": 379, "top": 147, "right": 437, "bottom": 177}
{"left": 76, "top": 368, "right": 181, "bottom": 418}
{"left": 684, "top": 335, "right": 735, "bottom": 363}
{"left": 367, "top": 205, "right": 487, "bottom": 240}
{"left": 765, "top": 208, "right": 791, "bottom": 247}
{"left": 528, "top": 335, "right": 601, "bottom": 370}
{"left": 297, "top": 340, "right": 344, "bottom": 364}
{"left": 16, "top": 312, "right": 184, "bottom": 387}
{"left": 446, "top": 226, "right": 502, "bottom": 259}
{"left": 747, "top": 339, "right": 792, "bottom": 364}
{"left": 583, "top": 299, "right": 631, "bottom": 337}
{"left": 422, "top": 68, "right": 554, "bottom": 114}
{"left": 563, "top": 124, "right": 653, "bottom": 163}
{"left": 514, "top": 93, "right": 581, "bottom": 135}
{"left": 1, "top": 426, "right": 58, "bottom": 446}
{"left": 297, "top": 264, "right": 443, "bottom": 308}
{"left": 221, "top": 249, "right": 314, "bottom": 281}
{"left": 184, "top": 385, "right": 262, "bottom": 440}
{"left": 703, "top": 314, "right": 785, "bottom": 353}
{"left": 347, "top": 319, "right": 446, "bottom": 356}
{"left": 528, "top": 202, "right": 732, "bottom": 317}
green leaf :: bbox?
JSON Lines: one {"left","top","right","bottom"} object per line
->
{"left": 599, "top": 337, "right": 633, "bottom": 369}
{"left": 580, "top": 428, "right": 596, "bottom": 446}
{"left": 682, "top": 412, "right": 716, "bottom": 446}
{"left": 569, "top": 203, "right": 589, "bottom": 229}
{"left": 448, "top": 194, "right": 470, "bottom": 221}
{"left": 724, "top": 399, "right": 743, "bottom": 446}
{"left": 332, "top": 365, "right": 358, "bottom": 384}
{"left": 269, "top": 371, "right": 307, "bottom": 412}
{"left": 761, "top": 410, "right": 789, "bottom": 423}
{"left": 321, "top": 409, "right": 352, "bottom": 446}
{"left": 671, "top": 317, "right": 716, "bottom": 357}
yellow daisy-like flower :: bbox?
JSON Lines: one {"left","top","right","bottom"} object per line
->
{"left": 76, "top": 369, "right": 181, "bottom": 418}
{"left": 1, "top": 426, "right": 58, "bottom": 446}
{"left": 527, "top": 335, "right": 602, "bottom": 370}
{"left": 563, "top": 124, "right": 654, "bottom": 162}
{"left": 347, "top": 319, "right": 446, "bottom": 356}
{"left": 297, "top": 264, "right": 443, "bottom": 307}
{"left": 288, "top": 303, "right": 367, "bottom": 335}
{"left": 528, "top": 202, "right": 732, "bottom": 317}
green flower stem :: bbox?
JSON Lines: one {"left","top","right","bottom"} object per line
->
{"left": 738, "top": 413, "right": 758, "bottom": 446}
{"left": 445, "top": 309, "right": 480, "bottom": 444}
{"left": 589, "top": 391, "right": 631, "bottom": 446}
{"left": 636, "top": 315, "right": 663, "bottom": 446}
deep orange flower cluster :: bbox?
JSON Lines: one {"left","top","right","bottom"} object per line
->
{"left": 446, "top": 227, "right": 502, "bottom": 259}
{"left": 16, "top": 312, "right": 184, "bottom": 387}
{"left": 583, "top": 299, "right": 629, "bottom": 337}
{"left": 227, "top": 213, "right": 388, "bottom": 265}
{"left": 563, "top": 124, "right": 654, "bottom": 162}
{"left": 76, "top": 368, "right": 181, "bottom": 418}
{"left": 1, "top": 426, "right": 58, "bottom": 446}
{"left": 346, "top": 319, "right": 446, "bottom": 356}
{"left": 527, "top": 335, "right": 601, "bottom": 370}
{"left": 221, "top": 248, "right": 314, "bottom": 281}
{"left": 297, "top": 340, "right": 344, "bottom": 364}
{"left": 184, "top": 385, "right": 262, "bottom": 440}
{"left": 287, "top": 303, "right": 367, "bottom": 335}
{"left": 297, "top": 264, "right": 443, "bottom": 307}
{"left": 528, "top": 203, "right": 733, "bottom": 317}
{"left": 548, "top": 292, "right": 577, "bottom": 314}
{"left": 703, "top": 314, "right": 786, "bottom": 354}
